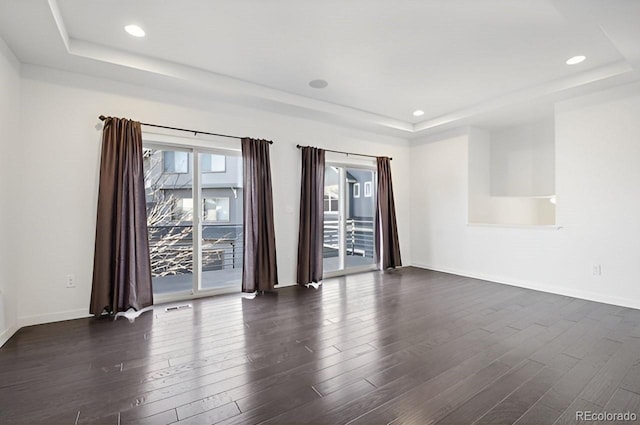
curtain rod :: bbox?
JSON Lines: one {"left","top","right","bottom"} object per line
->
{"left": 98, "top": 115, "right": 273, "bottom": 144}
{"left": 296, "top": 144, "right": 392, "bottom": 160}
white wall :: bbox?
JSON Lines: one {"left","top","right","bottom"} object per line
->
{"left": 410, "top": 83, "right": 640, "bottom": 309}
{"left": 490, "top": 116, "right": 555, "bottom": 196}
{"left": 0, "top": 38, "right": 20, "bottom": 345}
{"left": 14, "top": 65, "right": 411, "bottom": 326}
{"left": 468, "top": 127, "right": 492, "bottom": 224}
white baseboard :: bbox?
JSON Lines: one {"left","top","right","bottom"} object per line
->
{"left": 411, "top": 263, "right": 640, "bottom": 311}
{"left": 0, "top": 323, "right": 19, "bottom": 348}
{"left": 17, "top": 308, "right": 91, "bottom": 328}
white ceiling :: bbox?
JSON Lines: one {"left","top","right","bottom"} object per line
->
{"left": 0, "top": 0, "right": 638, "bottom": 136}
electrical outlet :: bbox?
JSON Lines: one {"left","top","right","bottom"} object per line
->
{"left": 592, "top": 265, "right": 602, "bottom": 277}
{"left": 66, "top": 274, "right": 76, "bottom": 288}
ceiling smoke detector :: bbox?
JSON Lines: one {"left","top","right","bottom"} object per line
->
{"left": 309, "top": 79, "right": 328, "bottom": 89}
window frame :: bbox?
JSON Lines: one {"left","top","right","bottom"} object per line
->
{"left": 142, "top": 136, "right": 242, "bottom": 303}
{"left": 322, "top": 160, "right": 378, "bottom": 279}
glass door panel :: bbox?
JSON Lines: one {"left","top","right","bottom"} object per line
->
{"left": 143, "top": 147, "right": 194, "bottom": 298}
{"left": 323, "top": 165, "right": 377, "bottom": 276}
{"left": 345, "top": 168, "right": 376, "bottom": 269}
{"left": 198, "top": 152, "right": 243, "bottom": 292}
{"left": 323, "top": 166, "right": 342, "bottom": 272}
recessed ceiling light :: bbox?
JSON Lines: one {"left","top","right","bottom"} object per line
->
{"left": 309, "top": 79, "right": 328, "bottom": 89}
{"left": 413, "top": 110, "right": 425, "bottom": 117}
{"left": 566, "top": 55, "right": 586, "bottom": 65}
{"left": 125, "top": 24, "right": 145, "bottom": 37}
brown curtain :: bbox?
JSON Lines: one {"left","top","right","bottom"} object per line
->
{"left": 375, "top": 157, "right": 402, "bottom": 270}
{"left": 296, "top": 147, "right": 325, "bottom": 285}
{"left": 242, "top": 138, "right": 278, "bottom": 292}
{"left": 90, "top": 117, "right": 153, "bottom": 315}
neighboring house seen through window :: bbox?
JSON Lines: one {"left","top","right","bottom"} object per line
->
{"left": 364, "top": 181, "right": 372, "bottom": 197}
{"left": 201, "top": 154, "right": 226, "bottom": 173}
{"left": 163, "top": 151, "right": 189, "bottom": 173}
{"left": 324, "top": 191, "right": 339, "bottom": 212}
{"left": 204, "top": 197, "right": 230, "bottom": 222}
{"left": 172, "top": 198, "right": 193, "bottom": 221}
{"left": 171, "top": 197, "right": 231, "bottom": 222}
{"left": 353, "top": 183, "right": 360, "bottom": 198}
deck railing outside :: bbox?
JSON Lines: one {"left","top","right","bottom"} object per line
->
{"left": 147, "top": 223, "right": 243, "bottom": 277}
{"left": 323, "top": 218, "right": 375, "bottom": 259}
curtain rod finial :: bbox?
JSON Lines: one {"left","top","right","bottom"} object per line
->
{"left": 98, "top": 115, "right": 106, "bottom": 121}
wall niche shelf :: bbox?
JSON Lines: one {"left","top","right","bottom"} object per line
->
{"left": 490, "top": 195, "right": 555, "bottom": 199}
{"left": 467, "top": 222, "right": 562, "bottom": 230}
{"left": 468, "top": 117, "right": 556, "bottom": 226}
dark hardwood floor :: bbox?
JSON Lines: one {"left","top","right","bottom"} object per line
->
{"left": 1, "top": 267, "right": 640, "bottom": 425}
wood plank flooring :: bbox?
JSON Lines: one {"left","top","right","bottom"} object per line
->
{"left": 1, "top": 267, "right": 640, "bottom": 425}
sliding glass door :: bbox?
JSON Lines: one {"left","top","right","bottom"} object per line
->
{"left": 323, "top": 165, "right": 377, "bottom": 276}
{"left": 143, "top": 144, "right": 242, "bottom": 301}
{"left": 198, "top": 152, "right": 243, "bottom": 292}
